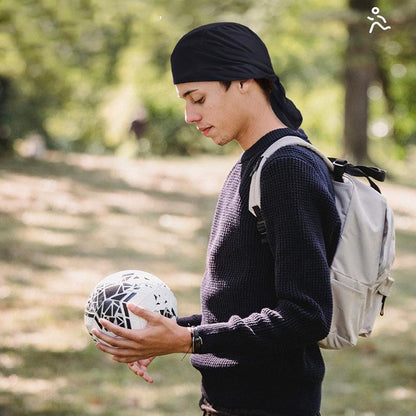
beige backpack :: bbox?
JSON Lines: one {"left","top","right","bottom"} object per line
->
{"left": 249, "top": 136, "right": 395, "bottom": 349}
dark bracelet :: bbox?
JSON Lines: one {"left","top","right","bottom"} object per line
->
{"left": 191, "top": 326, "right": 203, "bottom": 353}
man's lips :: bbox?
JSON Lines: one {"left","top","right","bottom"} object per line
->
{"left": 198, "top": 126, "right": 212, "bottom": 137}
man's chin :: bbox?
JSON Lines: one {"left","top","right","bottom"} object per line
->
{"left": 211, "top": 136, "right": 233, "bottom": 147}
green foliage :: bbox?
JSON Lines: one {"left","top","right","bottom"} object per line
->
{"left": 367, "top": 0, "right": 416, "bottom": 154}
{"left": 0, "top": 0, "right": 414, "bottom": 156}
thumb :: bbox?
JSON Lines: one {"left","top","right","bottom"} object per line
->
{"left": 127, "top": 303, "right": 155, "bottom": 320}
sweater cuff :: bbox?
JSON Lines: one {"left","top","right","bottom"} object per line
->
{"left": 196, "top": 322, "right": 237, "bottom": 354}
{"left": 177, "top": 314, "right": 202, "bottom": 328}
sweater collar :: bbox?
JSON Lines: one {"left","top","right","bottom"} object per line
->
{"left": 241, "top": 128, "right": 308, "bottom": 163}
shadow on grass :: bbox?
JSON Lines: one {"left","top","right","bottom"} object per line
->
{"left": 0, "top": 155, "right": 218, "bottom": 278}
{"left": 396, "top": 229, "right": 416, "bottom": 254}
{"left": 0, "top": 155, "right": 136, "bottom": 193}
{"left": 0, "top": 154, "right": 217, "bottom": 210}
{"left": 0, "top": 343, "right": 201, "bottom": 416}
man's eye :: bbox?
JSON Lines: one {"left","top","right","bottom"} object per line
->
{"left": 194, "top": 97, "right": 205, "bottom": 104}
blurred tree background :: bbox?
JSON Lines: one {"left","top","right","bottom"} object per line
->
{"left": 0, "top": 0, "right": 415, "bottom": 160}
{"left": 1, "top": 2, "right": 416, "bottom": 415}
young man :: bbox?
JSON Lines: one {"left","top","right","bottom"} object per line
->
{"left": 92, "top": 22, "right": 341, "bottom": 415}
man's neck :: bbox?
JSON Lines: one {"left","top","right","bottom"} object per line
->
{"left": 236, "top": 107, "right": 287, "bottom": 151}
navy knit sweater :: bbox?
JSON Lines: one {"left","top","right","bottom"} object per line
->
{"left": 178, "top": 129, "right": 341, "bottom": 415}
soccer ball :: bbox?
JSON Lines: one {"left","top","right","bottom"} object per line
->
{"left": 85, "top": 270, "right": 178, "bottom": 344}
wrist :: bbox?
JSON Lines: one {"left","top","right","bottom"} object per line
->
{"left": 189, "top": 326, "right": 203, "bottom": 353}
{"left": 181, "top": 326, "right": 192, "bottom": 353}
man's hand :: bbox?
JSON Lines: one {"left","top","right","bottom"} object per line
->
{"left": 91, "top": 303, "right": 192, "bottom": 364}
{"left": 128, "top": 358, "right": 155, "bottom": 383}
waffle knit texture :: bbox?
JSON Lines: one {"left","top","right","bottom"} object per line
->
{"left": 178, "top": 128, "right": 341, "bottom": 415}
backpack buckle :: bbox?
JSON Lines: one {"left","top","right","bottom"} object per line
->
{"left": 256, "top": 219, "right": 268, "bottom": 244}
{"left": 252, "top": 205, "right": 269, "bottom": 245}
{"left": 332, "top": 159, "right": 349, "bottom": 182}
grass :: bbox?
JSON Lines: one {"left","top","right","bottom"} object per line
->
{"left": 0, "top": 151, "right": 415, "bottom": 415}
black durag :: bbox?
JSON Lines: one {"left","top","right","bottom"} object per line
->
{"left": 170, "top": 22, "right": 303, "bottom": 130}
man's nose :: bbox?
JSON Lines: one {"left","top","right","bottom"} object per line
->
{"left": 185, "top": 104, "right": 202, "bottom": 124}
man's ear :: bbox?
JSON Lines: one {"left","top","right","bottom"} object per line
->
{"left": 237, "top": 79, "right": 253, "bottom": 93}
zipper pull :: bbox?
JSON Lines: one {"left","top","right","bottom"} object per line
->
{"left": 380, "top": 295, "right": 387, "bottom": 316}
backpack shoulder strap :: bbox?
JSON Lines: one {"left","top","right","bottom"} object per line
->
{"left": 248, "top": 136, "right": 333, "bottom": 217}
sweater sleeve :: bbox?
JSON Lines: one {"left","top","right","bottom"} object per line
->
{"left": 196, "top": 152, "right": 339, "bottom": 354}
{"left": 177, "top": 314, "right": 202, "bottom": 327}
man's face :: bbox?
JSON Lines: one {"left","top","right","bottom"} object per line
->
{"left": 176, "top": 81, "right": 247, "bottom": 147}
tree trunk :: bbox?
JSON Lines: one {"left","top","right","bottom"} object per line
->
{"left": 343, "top": 0, "right": 377, "bottom": 163}
{"left": 0, "top": 76, "right": 13, "bottom": 155}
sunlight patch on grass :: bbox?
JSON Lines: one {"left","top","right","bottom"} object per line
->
{"left": 386, "top": 386, "right": 416, "bottom": 401}
{"left": 163, "top": 272, "right": 202, "bottom": 289}
{"left": 383, "top": 183, "right": 416, "bottom": 233}
{"left": 373, "top": 304, "right": 416, "bottom": 336}
{"left": 20, "top": 211, "right": 86, "bottom": 231}
{"left": 159, "top": 214, "right": 202, "bottom": 234}
{"left": 116, "top": 156, "right": 235, "bottom": 198}
{"left": 16, "top": 227, "right": 78, "bottom": 247}
{"left": 2, "top": 316, "right": 89, "bottom": 352}
{"left": 0, "top": 352, "right": 23, "bottom": 370}
{"left": 394, "top": 252, "right": 416, "bottom": 269}
{"left": 0, "top": 374, "right": 67, "bottom": 395}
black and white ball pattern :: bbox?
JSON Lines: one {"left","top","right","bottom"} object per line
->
{"left": 85, "top": 270, "right": 178, "bottom": 344}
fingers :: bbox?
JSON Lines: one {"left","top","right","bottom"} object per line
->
{"left": 92, "top": 333, "right": 144, "bottom": 361}
{"left": 91, "top": 306, "right": 180, "bottom": 364}
{"left": 95, "top": 306, "right": 160, "bottom": 340}
{"left": 128, "top": 359, "right": 155, "bottom": 383}
{"left": 129, "top": 359, "right": 155, "bottom": 381}
{"left": 96, "top": 318, "right": 135, "bottom": 339}
{"left": 91, "top": 328, "right": 130, "bottom": 348}
{"left": 127, "top": 303, "right": 159, "bottom": 322}
{"left": 128, "top": 364, "right": 153, "bottom": 383}
{"left": 92, "top": 328, "right": 153, "bottom": 362}
{"left": 91, "top": 328, "right": 142, "bottom": 361}
{"left": 93, "top": 316, "right": 148, "bottom": 345}
{"left": 95, "top": 340, "right": 132, "bottom": 358}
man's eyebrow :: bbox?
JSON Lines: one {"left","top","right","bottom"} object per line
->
{"left": 181, "top": 89, "right": 198, "bottom": 98}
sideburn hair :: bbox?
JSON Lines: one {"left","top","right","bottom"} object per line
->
{"left": 219, "top": 79, "right": 273, "bottom": 99}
